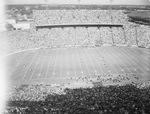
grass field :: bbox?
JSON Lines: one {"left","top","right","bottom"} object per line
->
{"left": 5, "top": 46, "right": 150, "bottom": 86}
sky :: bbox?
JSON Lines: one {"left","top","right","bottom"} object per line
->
{"left": 4, "top": 0, "right": 150, "bottom": 5}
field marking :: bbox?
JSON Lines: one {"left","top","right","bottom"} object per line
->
{"left": 130, "top": 47, "right": 150, "bottom": 61}
{"left": 122, "top": 48, "right": 149, "bottom": 71}
{"left": 115, "top": 47, "right": 138, "bottom": 73}
{"left": 42, "top": 49, "right": 52, "bottom": 79}
{"left": 22, "top": 50, "right": 39, "bottom": 79}
{"left": 96, "top": 48, "right": 118, "bottom": 74}
{"left": 67, "top": 49, "right": 70, "bottom": 77}
{"left": 29, "top": 50, "right": 44, "bottom": 80}
{"left": 71, "top": 49, "right": 77, "bottom": 77}
{"left": 83, "top": 48, "right": 93, "bottom": 76}
{"left": 55, "top": 49, "right": 61, "bottom": 77}
{"left": 53, "top": 49, "right": 58, "bottom": 78}
{"left": 10, "top": 52, "right": 31, "bottom": 80}
{"left": 78, "top": 49, "right": 85, "bottom": 75}
{"left": 128, "top": 48, "right": 150, "bottom": 67}
{"left": 14, "top": 54, "right": 34, "bottom": 76}
{"left": 90, "top": 49, "right": 104, "bottom": 74}
{"left": 123, "top": 48, "right": 150, "bottom": 70}
{"left": 12, "top": 47, "right": 150, "bottom": 84}
{"left": 76, "top": 48, "right": 83, "bottom": 75}
{"left": 9, "top": 51, "right": 29, "bottom": 78}
{"left": 15, "top": 54, "right": 19, "bottom": 64}
{"left": 120, "top": 48, "right": 145, "bottom": 73}
{"left": 138, "top": 48, "right": 150, "bottom": 54}
{"left": 103, "top": 47, "right": 124, "bottom": 73}
{"left": 99, "top": 47, "right": 119, "bottom": 74}
{"left": 116, "top": 47, "right": 143, "bottom": 73}
{"left": 85, "top": 48, "right": 97, "bottom": 74}
{"left": 4, "top": 47, "right": 44, "bottom": 58}
{"left": 37, "top": 50, "right": 49, "bottom": 80}
{"left": 94, "top": 48, "right": 105, "bottom": 74}
{"left": 80, "top": 48, "right": 91, "bottom": 76}
{"left": 130, "top": 47, "right": 150, "bottom": 60}
{"left": 45, "top": 49, "right": 53, "bottom": 79}
{"left": 60, "top": 49, "right": 63, "bottom": 78}
{"left": 91, "top": 48, "right": 105, "bottom": 74}
{"left": 111, "top": 47, "right": 132, "bottom": 73}
{"left": 74, "top": 48, "right": 81, "bottom": 76}
{"left": 110, "top": 47, "right": 132, "bottom": 74}
{"left": 19, "top": 52, "right": 37, "bottom": 79}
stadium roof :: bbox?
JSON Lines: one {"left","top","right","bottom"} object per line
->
{"left": 36, "top": 23, "right": 123, "bottom": 30}
{"left": 5, "top": 0, "right": 150, "bottom": 5}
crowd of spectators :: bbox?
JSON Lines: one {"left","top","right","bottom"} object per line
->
{"left": 0, "top": 10, "right": 149, "bottom": 56}
{"left": 0, "top": 8, "right": 149, "bottom": 114}
{"left": 33, "top": 10, "right": 128, "bottom": 25}
{"left": 6, "top": 73, "right": 142, "bottom": 102}
{"left": 4, "top": 78, "right": 150, "bottom": 114}
{"left": 0, "top": 24, "right": 149, "bottom": 56}
{"left": 2, "top": 9, "right": 150, "bottom": 113}
{"left": 136, "top": 25, "right": 150, "bottom": 47}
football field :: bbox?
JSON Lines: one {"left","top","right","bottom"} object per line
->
{"left": 5, "top": 46, "right": 150, "bottom": 86}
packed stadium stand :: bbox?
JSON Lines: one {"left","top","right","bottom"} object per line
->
{"left": 1, "top": 10, "right": 150, "bottom": 55}
{"left": 2, "top": 6, "right": 150, "bottom": 114}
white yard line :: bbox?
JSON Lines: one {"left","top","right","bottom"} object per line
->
{"left": 91, "top": 48, "right": 103, "bottom": 74}
{"left": 130, "top": 48, "right": 150, "bottom": 61}
{"left": 99, "top": 47, "right": 119, "bottom": 74}
{"left": 128, "top": 48, "right": 150, "bottom": 66}
{"left": 22, "top": 51, "right": 39, "bottom": 79}
{"left": 103, "top": 47, "right": 123, "bottom": 73}
{"left": 45, "top": 49, "right": 53, "bottom": 79}
{"left": 85, "top": 48, "right": 96, "bottom": 74}
{"left": 121, "top": 48, "right": 145, "bottom": 73}
{"left": 29, "top": 50, "right": 44, "bottom": 80}
{"left": 38, "top": 50, "right": 48, "bottom": 79}
{"left": 71, "top": 49, "right": 77, "bottom": 77}
{"left": 138, "top": 48, "right": 150, "bottom": 54}
{"left": 10, "top": 51, "right": 29, "bottom": 78}
{"left": 116, "top": 48, "right": 136, "bottom": 73}
{"left": 5, "top": 47, "right": 41, "bottom": 57}
{"left": 80, "top": 48, "right": 91, "bottom": 76}
{"left": 117, "top": 48, "right": 142, "bottom": 73}
{"left": 60, "top": 49, "right": 63, "bottom": 78}
{"left": 76, "top": 48, "right": 83, "bottom": 75}
{"left": 53, "top": 49, "right": 58, "bottom": 78}
{"left": 123, "top": 48, "right": 149, "bottom": 70}
{"left": 110, "top": 47, "right": 132, "bottom": 74}
{"left": 67, "top": 49, "right": 70, "bottom": 77}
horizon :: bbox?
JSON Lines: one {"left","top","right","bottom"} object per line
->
{"left": 5, "top": 0, "right": 150, "bottom": 5}
{"left": 4, "top": 4, "right": 150, "bottom": 6}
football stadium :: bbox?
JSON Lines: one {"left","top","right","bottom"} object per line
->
{"left": 1, "top": 0, "right": 150, "bottom": 113}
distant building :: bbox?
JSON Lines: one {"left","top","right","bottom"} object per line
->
{"left": 13, "top": 21, "right": 31, "bottom": 30}
{"left": 4, "top": 19, "right": 32, "bottom": 30}
{"left": 6, "top": 19, "right": 16, "bottom": 24}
